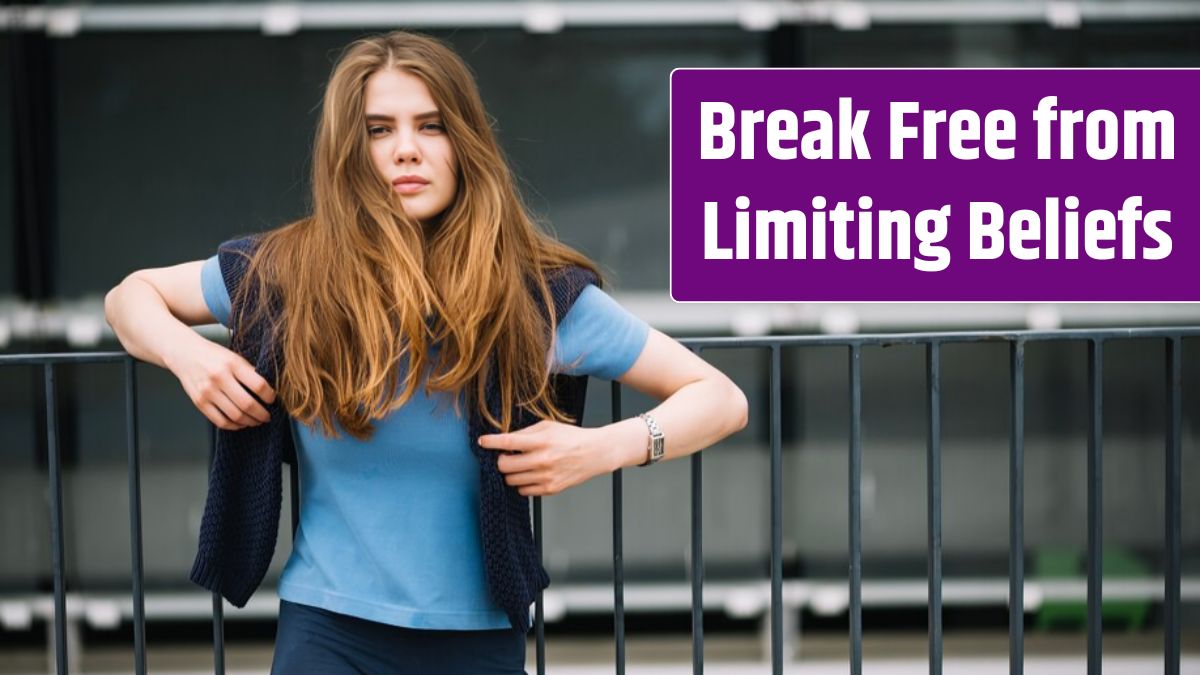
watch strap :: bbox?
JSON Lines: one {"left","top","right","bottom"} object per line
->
{"left": 637, "top": 412, "right": 665, "bottom": 466}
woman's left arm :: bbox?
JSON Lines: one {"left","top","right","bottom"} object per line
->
{"left": 480, "top": 328, "right": 749, "bottom": 496}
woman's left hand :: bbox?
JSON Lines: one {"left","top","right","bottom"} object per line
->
{"left": 479, "top": 420, "right": 614, "bottom": 497}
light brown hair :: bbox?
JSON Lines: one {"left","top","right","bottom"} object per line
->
{"left": 231, "top": 30, "right": 602, "bottom": 440}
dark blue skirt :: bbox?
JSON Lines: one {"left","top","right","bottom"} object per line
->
{"left": 270, "top": 599, "right": 528, "bottom": 675}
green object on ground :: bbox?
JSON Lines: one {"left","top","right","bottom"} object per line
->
{"left": 1032, "top": 546, "right": 1150, "bottom": 632}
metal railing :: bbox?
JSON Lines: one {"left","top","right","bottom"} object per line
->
{"left": 1, "top": 326, "right": 1194, "bottom": 675}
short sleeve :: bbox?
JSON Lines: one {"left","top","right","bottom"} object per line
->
{"left": 201, "top": 254, "right": 233, "bottom": 327}
{"left": 552, "top": 284, "right": 650, "bottom": 380}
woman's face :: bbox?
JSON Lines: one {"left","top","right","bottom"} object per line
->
{"left": 364, "top": 68, "right": 458, "bottom": 225}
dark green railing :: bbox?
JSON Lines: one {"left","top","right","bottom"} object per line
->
{"left": 2, "top": 325, "right": 1193, "bottom": 675}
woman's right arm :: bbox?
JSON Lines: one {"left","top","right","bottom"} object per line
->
{"left": 104, "top": 261, "right": 275, "bottom": 430}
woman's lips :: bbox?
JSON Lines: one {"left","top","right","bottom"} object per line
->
{"left": 392, "top": 181, "right": 428, "bottom": 195}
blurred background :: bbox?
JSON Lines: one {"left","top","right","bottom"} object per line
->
{"left": 1, "top": 1, "right": 1198, "bottom": 673}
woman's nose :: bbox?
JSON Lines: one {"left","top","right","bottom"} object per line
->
{"left": 392, "top": 131, "right": 420, "bottom": 164}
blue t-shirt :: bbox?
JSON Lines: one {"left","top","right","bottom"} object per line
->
{"left": 200, "top": 255, "right": 648, "bottom": 629}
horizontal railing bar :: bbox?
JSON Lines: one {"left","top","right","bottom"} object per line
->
{"left": 4, "top": 326, "right": 1197, "bottom": 367}
{"left": 0, "top": 352, "right": 129, "bottom": 365}
{"left": 10, "top": 577, "right": 1198, "bottom": 624}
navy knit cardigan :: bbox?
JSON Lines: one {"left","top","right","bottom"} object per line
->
{"left": 188, "top": 235, "right": 597, "bottom": 634}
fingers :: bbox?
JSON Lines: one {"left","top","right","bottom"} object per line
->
{"left": 481, "top": 434, "right": 522, "bottom": 452}
{"left": 502, "top": 471, "right": 542, "bottom": 487}
{"left": 479, "top": 424, "right": 552, "bottom": 453}
{"left": 504, "top": 470, "right": 558, "bottom": 497}
{"left": 211, "top": 389, "right": 260, "bottom": 429}
{"left": 200, "top": 388, "right": 271, "bottom": 431}
{"left": 496, "top": 450, "right": 546, "bottom": 474}
{"left": 234, "top": 359, "right": 276, "bottom": 405}
{"left": 221, "top": 372, "right": 271, "bottom": 424}
{"left": 201, "top": 400, "right": 246, "bottom": 431}
{"left": 179, "top": 343, "right": 277, "bottom": 431}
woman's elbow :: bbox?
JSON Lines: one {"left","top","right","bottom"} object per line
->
{"left": 103, "top": 281, "right": 124, "bottom": 328}
{"left": 103, "top": 275, "right": 135, "bottom": 326}
{"left": 724, "top": 378, "right": 749, "bottom": 435}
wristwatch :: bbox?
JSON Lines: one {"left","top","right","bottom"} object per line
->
{"left": 637, "top": 412, "right": 665, "bottom": 466}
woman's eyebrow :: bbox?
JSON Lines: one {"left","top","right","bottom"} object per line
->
{"left": 365, "top": 111, "right": 441, "bottom": 122}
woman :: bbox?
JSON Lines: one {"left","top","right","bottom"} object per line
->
{"left": 105, "top": 30, "right": 747, "bottom": 675}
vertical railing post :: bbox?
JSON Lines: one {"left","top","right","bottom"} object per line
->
{"left": 926, "top": 342, "right": 943, "bottom": 675}
{"left": 211, "top": 592, "right": 225, "bottom": 675}
{"left": 45, "top": 363, "right": 69, "bottom": 675}
{"left": 208, "top": 424, "right": 226, "bottom": 675}
{"left": 611, "top": 381, "right": 627, "bottom": 675}
{"left": 769, "top": 344, "right": 783, "bottom": 674}
{"left": 1009, "top": 340, "right": 1025, "bottom": 675}
{"left": 124, "top": 358, "right": 148, "bottom": 675}
{"left": 533, "top": 494, "right": 545, "bottom": 675}
{"left": 1086, "top": 339, "right": 1103, "bottom": 675}
{"left": 690, "top": 449, "right": 703, "bottom": 675}
{"left": 687, "top": 348, "right": 705, "bottom": 675}
{"left": 1164, "top": 337, "right": 1182, "bottom": 675}
{"left": 848, "top": 344, "right": 863, "bottom": 675}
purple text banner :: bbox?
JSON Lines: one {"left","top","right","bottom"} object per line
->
{"left": 669, "top": 69, "right": 1197, "bottom": 302}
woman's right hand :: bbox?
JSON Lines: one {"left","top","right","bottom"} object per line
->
{"left": 167, "top": 332, "right": 277, "bottom": 431}
{"left": 105, "top": 260, "right": 278, "bottom": 431}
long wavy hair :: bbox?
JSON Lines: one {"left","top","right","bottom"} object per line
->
{"left": 229, "top": 31, "right": 602, "bottom": 440}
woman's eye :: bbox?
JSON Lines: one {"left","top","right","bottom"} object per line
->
{"left": 367, "top": 123, "right": 442, "bottom": 136}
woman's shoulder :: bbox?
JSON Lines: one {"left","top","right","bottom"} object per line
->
{"left": 216, "top": 225, "right": 297, "bottom": 279}
{"left": 218, "top": 221, "right": 312, "bottom": 269}
{"left": 213, "top": 235, "right": 266, "bottom": 292}
{"left": 543, "top": 264, "right": 600, "bottom": 289}
{"left": 217, "top": 232, "right": 267, "bottom": 258}
{"left": 214, "top": 230, "right": 287, "bottom": 305}
{"left": 538, "top": 265, "right": 602, "bottom": 325}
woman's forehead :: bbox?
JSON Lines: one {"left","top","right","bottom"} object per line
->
{"left": 364, "top": 69, "right": 439, "bottom": 116}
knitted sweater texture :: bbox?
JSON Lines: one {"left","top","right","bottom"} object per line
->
{"left": 188, "top": 235, "right": 596, "bottom": 634}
